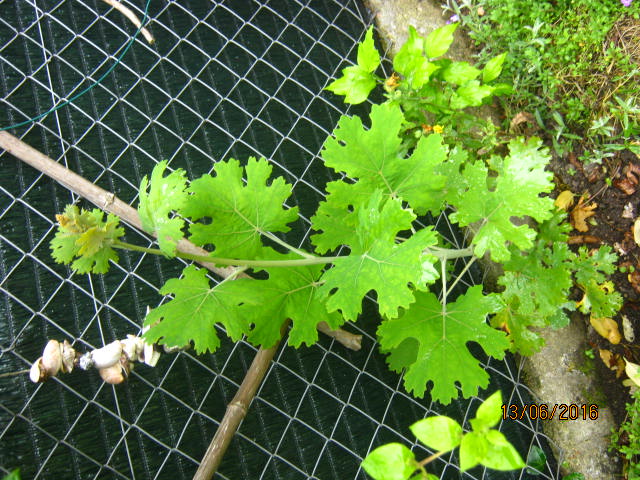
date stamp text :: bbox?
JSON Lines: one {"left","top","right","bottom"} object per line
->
{"left": 502, "top": 404, "right": 599, "bottom": 421}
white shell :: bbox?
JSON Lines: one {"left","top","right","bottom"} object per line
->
{"left": 99, "top": 363, "right": 124, "bottom": 384}
{"left": 60, "top": 340, "right": 76, "bottom": 373}
{"left": 92, "top": 341, "right": 123, "bottom": 369}
{"left": 41, "top": 340, "right": 62, "bottom": 375}
{"left": 121, "top": 335, "right": 143, "bottom": 362}
{"left": 142, "top": 342, "right": 160, "bottom": 367}
{"left": 30, "top": 357, "right": 45, "bottom": 383}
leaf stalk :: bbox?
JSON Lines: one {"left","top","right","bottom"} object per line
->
{"left": 112, "top": 240, "right": 341, "bottom": 268}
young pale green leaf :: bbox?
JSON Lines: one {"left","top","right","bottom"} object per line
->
{"left": 361, "top": 443, "right": 418, "bottom": 480}
{"left": 459, "top": 431, "right": 488, "bottom": 471}
{"left": 50, "top": 205, "right": 124, "bottom": 274}
{"left": 482, "top": 52, "right": 507, "bottom": 83}
{"left": 143, "top": 265, "right": 258, "bottom": 354}
{"left": 244, "top": 262, "right": 344, "bottom": 348}
{"left": 326, "top": 66, "right": 377, "bottom": 104}
{"left": 441, "top": 61, "right": 481, "bottom": 85}
{"left": 357, "top": 26, "right": 380, "bottom": 73}
{"left": 424, "top": 23, "right": 457, "bottom": 58}
{"left": 181, "top": 158, "right": 298, "bottom": 259}
{"left": 325, "top": 27, "right": 379, "bottom": 104}
{"left": 138, "top": 160, "right": 187, "bottom": 256}
{"left": 448, "top": 137, "right": 554, "bottom": 262}
{"left": 378, "top": 286, "right": 509, "bottom": 403}
{"left": 469, "top": 391, "right": 502, "bottom": 432}
{"left": 321, "top": 103, "right": 448, "bottom": 215}
{"left": 410, "top": 416, "right": 462, "bottom": 452}
{"left": 481, "top": 430, "right": 525, "bottom": 470}
{"left": 394, "top": 26, "right": 438, "bottom": 89}
{"left": 450, "top": 80, "right": 494, "bottom": 109}
{"left": 318, "top": 192, "right": 439, "bottom": 321}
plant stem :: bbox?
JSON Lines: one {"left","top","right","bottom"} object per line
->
{"left": 441, "top": 258, "right": 448, "bottom": 311}
{"left": 418, "top": 449, "right": 446, "bottom": 467}
{"left": 260, "top": 230, "right": 315, "bottom": 259}
{"left": 112, "top": 240, "right": 341, "bottom": 268}
{"left": 447, "top": 256, "right": 478, "bottom": 294}
{"left": 426, "top": 245, "right": 474, "bottom": 260}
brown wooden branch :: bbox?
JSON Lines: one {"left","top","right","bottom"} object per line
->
{"left": 100, "top": 0, "right": 155, "bottom": 44}
{"left": 192, "top": 325, "right": 287, "bottom": 480}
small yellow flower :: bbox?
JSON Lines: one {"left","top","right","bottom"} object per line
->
{"left": 432, "top": 125, "right": 444, "bottom": 134}
{"left": 384, "top": 73, "right": 400, "bottom": 91}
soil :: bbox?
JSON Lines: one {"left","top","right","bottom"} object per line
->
{"left": 548, "top": 145, "right": 640, "bottom": 426}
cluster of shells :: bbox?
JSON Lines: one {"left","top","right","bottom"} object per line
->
{"left": 30, "top": 334, "right": 161, "bottom": 385}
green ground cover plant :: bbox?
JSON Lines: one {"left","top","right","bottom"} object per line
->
{"left": 50, "top": 25, "right": 621, "bottom": 406}
{"left": 444, "top": 0, "right": 640, "bottom": 162}
{"left": 611, "top": 389, "right": 640, "bottom": 479}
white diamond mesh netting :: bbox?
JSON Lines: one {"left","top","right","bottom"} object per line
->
{"left": 0, "top": 1, "right": 560, "bottom": 478}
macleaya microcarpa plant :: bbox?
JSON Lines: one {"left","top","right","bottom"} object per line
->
{"left": 50, "top": 25, "right": 621, "bottom": 405}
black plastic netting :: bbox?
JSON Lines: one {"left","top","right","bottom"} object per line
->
{"left": 1, "top": 1, "right": 562, "bottom": 479}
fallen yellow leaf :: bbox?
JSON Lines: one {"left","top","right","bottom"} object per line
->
{"left": 571, "top": 197, "right": 597, "bottom": 232}
{"left": 634, "top": 218, "right": 640, "bottom": 247}
{"left": 554, "top": 190, "right": 574, "bottom": 211}
{"left": 590, "top": 316, "right": 622, "bottom": 344}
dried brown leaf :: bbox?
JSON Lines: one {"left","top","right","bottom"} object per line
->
{"left": 509, "top": 112, "right": 535, "bottom": 132}
{"left": 567, "top": 235, "right": 601, "bottom": 245}
{"left": 570, "top": 197, "right": 597, "bottom": 232}
{"left": 629, "top": 270, "right": 640, "bottom": 294}
{"left": 614, "top": 177, "right": 638, "bottom": 195}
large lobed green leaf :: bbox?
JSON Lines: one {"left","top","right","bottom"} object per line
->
{"left": 318, "top": 191, "right": 439, "bottom": 321}
{"left": 143, "top": 265, "right": 258, "bottom": 354}
{"left": 181, "top": 157, "right": 298, "bottom": 259}
{"left": 378, "top": 286, "right": 510, "bottom": 403}
{"left": 246, "top": 262, "right": 344, "bottom": 348}
{"left": 320, "top": 103, "right": 448, "bottom": 215}
{"left": 493, "top": 241, "right": 574, "bottom": 355}
{"left": 448, "top": 137, "right": 555, "bottom": 262}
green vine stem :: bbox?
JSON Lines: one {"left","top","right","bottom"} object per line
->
{"left": 113, "top": 240, "right": 474, "bottom": 269}
{"left": 112, "top": 240, "right": 341, "bottom": 268}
